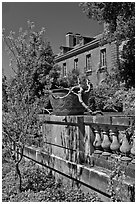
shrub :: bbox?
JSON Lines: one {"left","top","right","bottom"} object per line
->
{"left": 107, "top": 156, "right": 135, "bottom": 202}
{"left": 3, "top": 159, "right": 102, "bottom": 202}
{"left": 119, "top": 87, "right": 135, "bottom": 115}
{"left": 89, "top": 71, "right": 135, "bottom": 114}
{"left": 52, "top": 68, "right": 89, "bottom": 90}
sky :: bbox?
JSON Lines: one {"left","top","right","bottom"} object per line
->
{"left": 2, "top": 2, "right": 103, "bottom": 78}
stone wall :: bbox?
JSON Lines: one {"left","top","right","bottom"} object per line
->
{"left": 24, "top": 114, "right": 135, "bottom": 201}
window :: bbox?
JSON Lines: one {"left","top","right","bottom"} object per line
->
{"left": 63, "top": 63, "right": 67, "bottom": 77}
{"left": 74, "top": 58, "right": 78, "bottom": 70}
{"left": 100, "top": 48, "right": 106, "bottom": 67}
{"left": 86, "top": 54, "right": 92, "bottom": 72}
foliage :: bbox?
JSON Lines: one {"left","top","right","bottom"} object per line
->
{"left": 119, "top": 38, "right": 135, "bottom": 88}
{"left": 87, "top": 89, "right": 96, "bottom": 112}
{"left": 55, "top": 69, "right": 80, "bottom": 88}
{"left": 2, "top": 75, "right": 8, "bottom": 112}
{"left": 80, "top": 2, "right": 134, "bottom": 37}
{"left": 21, "top": 161, "right": 55, "bottom": 192}
{"left": 80, "top": 2, "right": 135, "bottom": 89}
{"left": 2, "top": 165, "right": 18, "bottom": 201}
{"left": 107, "top": 156, "right": 135, "bottom": 202}
{"left": 2, "top": 145, "right": 12, "bottom": 164}
{"left": 2, "top": 159, "right": 102, "bottom": 202}
{"left": 91, "top": 72, "right": 123, "bottom": 112}
{"left": 2, "top": 21, "right": 58, "bottom": 100}
{"left": 2, "top": 21, "right": 58, "bottom": 192}
{"left": 113, "top": 87, "right": 135, "bottom": 115}
{"left": 88, "top": 69, "right": 135, "bottom": 114}
{"left": 52, "top": 68, "right": 89, "bottom": 90}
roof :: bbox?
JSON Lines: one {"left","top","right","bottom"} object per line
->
{"left": 55, "top": 33, "right": 104, "bottom": 62}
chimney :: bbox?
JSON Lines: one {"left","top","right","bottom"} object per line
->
{"left": 75, "top": 33, "right": 81, "bottom": 45}
{"left": 66, "top": 32, "right": 74, "bottom": 47}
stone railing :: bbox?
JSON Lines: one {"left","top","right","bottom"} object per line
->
{"left": 39, "top": 115, "right": 135, "bottom": 167}
{"left": 24, "top": 114, "right": 135, "bottom": 201}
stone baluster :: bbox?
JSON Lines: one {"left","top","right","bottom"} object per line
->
{"left": 101, "top": 128, "right": 111, "bottom": 153}
{"left": 110, "top": 128, "right": 120, "bottom": 154}
{"left": 120, "top": 131, "right": 131, "bottom": 156}
{"left": 120, "top": 130, "right": 132, "bottom": 164}
{"left": 93, "top": 127, "right": 103, "bottom": 154}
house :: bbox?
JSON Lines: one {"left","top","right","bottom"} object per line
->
{"left": 55, "top": 28, "right": 119, "bottom": 87}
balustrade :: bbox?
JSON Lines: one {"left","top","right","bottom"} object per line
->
{"left": 21, "top": 114, "right": 135, "bottom": 202}
{"left": 90, "top": 123, "right": 135, "bottom": 170}
{"left": 38, "top": 114, "right": 135, "bottom": 176}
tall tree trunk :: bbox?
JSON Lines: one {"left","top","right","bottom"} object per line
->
{"left": 15, "top": 145, "right": 24, "bottom": 192}
{"left": 15, "top": 162, "right": 22, "bottom": 192}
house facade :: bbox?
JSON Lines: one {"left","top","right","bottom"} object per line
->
{"left": 55, "top": 31, "right": 119, "bottom": 86}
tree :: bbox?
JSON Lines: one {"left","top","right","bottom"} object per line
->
{"left": 119, "top": 37, "right": 135, "bottom": 88}
{"left": 2, "top": 74, "right": 8, "bottom": 112}
{"left": 80, "top": 2, "right": 134, "bottom": 37}
{"left": 2, "top": 21, "right": 58, "bottom": 101}
{"left": 2, "top": 21, "right": 58, "bottom": 192}
{"left": 80, "top": 2, "right": 135, "bottom": 88}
